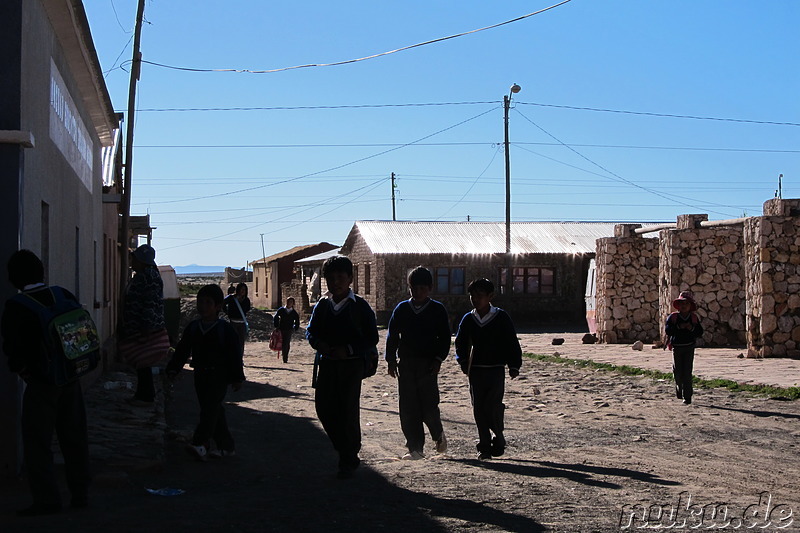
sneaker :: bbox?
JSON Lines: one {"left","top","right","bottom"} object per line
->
{"left": 208, "top": 449, "right": 236, "bottom": 459}
{"left": 477, "top": 451, "right": 492, "bottom": 461}
{"left": 401, "top": 450, "right": 425, "bottom": 460}
{"left": 434, "top": 433, "right": 448, "bottom": 454}
{"left": 683, "top": 398, "right": 692, "bottom": 405}
{"left": 185, "top": 443, "right": 207, "bottom": 461}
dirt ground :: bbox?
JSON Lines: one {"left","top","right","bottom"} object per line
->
{"left": 4, "top": 330, "right": 800, "bottom": 533}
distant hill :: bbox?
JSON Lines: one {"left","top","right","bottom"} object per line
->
{"left": 173, "top": 264, "right": 226, "bottom": 274}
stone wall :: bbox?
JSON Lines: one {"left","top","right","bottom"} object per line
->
{"left": 595, "top": 225, "right": 660, "bottom": 343}
{"left": 744, "top": 199, "right": 800, "bottom": 357}
{"left": 658, "top": 215, "right": 746, "bottom": 346}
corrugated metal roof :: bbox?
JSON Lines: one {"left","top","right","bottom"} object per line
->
{"left": 250, "top": 242, "right": 337, "bottom": 265}
{"left": 343, "top": 221, "right": 650, "bottom": 255}
{"left": 295, "top": 248, "right": 342, "bottom": 264}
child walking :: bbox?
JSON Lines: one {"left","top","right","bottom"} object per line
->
{"left": 166, "top": 284, "right": 245, "bottom": 460}
{"left": 385, "top": 266, "right": 451, "bottom": 460}
{"left": 665, "top": 291, "right": 703, "bottom": 405}
{"left": 306, "top": 256, "right": 379, "bottom": 479}
{"left": 274, "top": 297, "right": 300, "bottom": 363}
{"left": 455, "top": 278, "right": 521, "bottom": 461}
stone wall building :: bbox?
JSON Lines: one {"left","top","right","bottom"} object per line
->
{"left": 595, "top": 198, "right": 800, "bottom": 358}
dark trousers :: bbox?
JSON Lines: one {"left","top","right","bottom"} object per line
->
{"left": 21, "top": 380, "right": 90, "bottom": 508}
{"left": 468, "top": 367, "right": 506, "bottom": 452}
{"left": 231, "top": 321, "right": 247, "bottom": 358}
{"left": 134, "top": 367, "right": 155, "bottom": 402}
{"left": 672, "top": 345, "right": 695, "bottom": 400}
{"left": 397, "top": 357, "right": 443, "bottom": 453}
{"left": 280, "top": 330, "right": 293, "bottom": 363}
{"left": 192, "top": 370, "right": 234, "bottom": 451}
{"left": 314, "top": 358, "right": 362, "bottom": 468}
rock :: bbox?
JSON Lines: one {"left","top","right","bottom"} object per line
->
{"left": 631, "top": 341, "right": 644, "bottom": 351}
{"left": 552, "top": 338, "right": 565, "bottom": 345}
{"left": 581, "top": 333, "right": 597, "bottom": 344}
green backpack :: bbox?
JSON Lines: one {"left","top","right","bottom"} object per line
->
{"left": 14, "top": 286, "right": 100, "bottom": 385}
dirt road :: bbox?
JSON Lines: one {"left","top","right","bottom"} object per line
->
{"left": 4, "top": 332, "right": 799, "bottom": 532}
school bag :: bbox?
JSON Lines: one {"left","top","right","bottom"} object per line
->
{"left": 13, "top": 286, "right": 100, "bottom": 385}
{"left": 662, "top": 312, "right": 699, "bottom": 351}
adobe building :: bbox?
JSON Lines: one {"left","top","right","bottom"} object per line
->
{"left": 339, "top": 220, "right": 633, "bottom": 328}
{"left": 250, "top": 243, "right": 338, "bottom": 309}
{"left": 0, "top": 0, "right": 121, "bottom": 476}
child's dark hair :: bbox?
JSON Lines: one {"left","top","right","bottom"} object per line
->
{"left": 407, "top": 266, "right": 433, "bottom": 287}
{"left": 468, "top": 278, "right": 494, "bottom": 295}
{"left": 197, "top": 284, "right": 225, "bottom": 305}
{"left": 322, "top": 255, "right": 352, "bottom": 278}
{"left": 236, "top": 282, "right": 248, "bottom": 294}
{"left": 7, "top": 249, "right": 45, "bottom": 289}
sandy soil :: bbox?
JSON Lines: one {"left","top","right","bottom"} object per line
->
{"left": 4, "top": 330, "right": 800, "bottom": 533}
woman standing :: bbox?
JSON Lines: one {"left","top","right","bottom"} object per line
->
{"left": 120, "top": 244, "right": 167, "bottom": 405}
{"left": 224, "top": 283, "right": 251, "bottom": 358}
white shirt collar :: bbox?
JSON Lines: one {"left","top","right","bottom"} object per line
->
{"left": 471, "top": 305, "right": 499, "bottom": 325}
{"left": 326, "top": 289, "right": 356, "bottom": 311}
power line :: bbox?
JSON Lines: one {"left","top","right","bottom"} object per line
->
{"left": 518, "top": 101, "right": 800, "bottom": 127}
{"left": 138, "top": 1, "right": 572, "bottom": 74}
{"left": 131, "top": 142, "right": 799, "bottom": 153}
{"left": 141, "top": 106, "right": 499, "bottom": 205}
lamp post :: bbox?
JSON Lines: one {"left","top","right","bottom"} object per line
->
{"left": 504, "top": 83, "right": 521, "bottom": 254}
{"left": 503, "top": 83, "right": 521, "bottom": 295}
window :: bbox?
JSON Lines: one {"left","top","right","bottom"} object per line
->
{"left": 500, "top": 267, "right": 555, "bottom": 295}
{"left": 434, "top": 267, "right": 465, "bottom": 295}
{"left": 364, "top": 264, "right": 371, "bottom": 295}
{"left": 353, "top": 265, "right": 359, "bottom": 293}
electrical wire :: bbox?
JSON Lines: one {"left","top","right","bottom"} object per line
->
{"left": 512, "top": 108, "right": 740, "bottom": 218}
{"left": 138, "top": 1, "right": 572, "bottom": 74}
{"left": 435, "top": 145, "right": 502, "bottom": 220}
{"left": 143, "top": 105, "right": 499, "bottom": 205}
{"left": 517, "top": 101, "right": 800, "bottom": 128}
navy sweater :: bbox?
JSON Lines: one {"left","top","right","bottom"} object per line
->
{"left": 385, "top": 298, "right": 451, "bottom": 364}
{"left": 306, "top": 295, "right": 378, "bottom": 360}
{"left": 455, "top": 307, "right": 522, "bottom": 371}
{"left": 167, "top": 318, "right": 245, "bottom": 383}
{"left": 665, "top": 312, "right": 703, "bottom": 348}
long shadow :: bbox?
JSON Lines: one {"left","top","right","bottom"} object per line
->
{"left": 704, "top": 404, "right": 800, "bottom": 420}
{"left": 527, "top": 459, "right": 681, "bottom": 486}
{"left": 4, "top": 376, "right": 541, "bottom": 533}
{"left": 451, "top": 457, "right": 621, "bottom": 489}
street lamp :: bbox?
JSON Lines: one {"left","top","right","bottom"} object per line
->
{"left": 503, "top": 83, "right": 521, "bottom": 296}
{"left": 504, "top": 83, "right": 521, "bottom": 255}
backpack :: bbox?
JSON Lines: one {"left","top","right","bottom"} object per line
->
{"left": 13, "top": 286, "right": 100, "bottom": 385}
{"left": 662, "top": 311, "right": 699, "bottom": 351}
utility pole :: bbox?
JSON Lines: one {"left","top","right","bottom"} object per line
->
{"left": 503, "top": 84, "right": 521, "bottom": 295}
{"left": 391, "top": 172, "right": 397, "bottom": 221}
{"left": 260, "top": 233, "right": 266, "bottom": 261}
{"left": 119, "top": 0, "right": 146, "bottom": 315}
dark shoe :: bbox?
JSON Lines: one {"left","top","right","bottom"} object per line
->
{"left": 683, "top": 398, "right": 692, "bottom": 405}
{"left": 490, "top": 436, "right": 506, "bottom": 457}
{"left": 477, "top": 451, "right": 492, "bottom": 461}
{"left": 17, "top": 504, "right": 61, "bottom": 517}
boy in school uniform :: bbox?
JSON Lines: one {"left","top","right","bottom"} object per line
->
{"left": 166, "top": 284, "right": 245, "bottom": 460}
{"left": 455, "top": 278, "right": 522, "bottom": 461}
{"left": 1, "top": 250, "right": 90, "bottom": 515}
{"left": 274, "top": 297, "right": 300, "bottom": 363}
{"left": 306, "top": 256, "right": 379, "bottom": 478}
{"left": 385, "top": 266, "right": 451, "bottom": 460}
{"left": 665, "top": 291, "right": 704, "bottom": 405}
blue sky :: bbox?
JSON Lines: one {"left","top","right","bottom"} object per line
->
{"left": 84, "top": 1, "right": 799, "bottom": 268}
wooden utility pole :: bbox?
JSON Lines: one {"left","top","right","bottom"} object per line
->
{"left": 119, "top": 0, "right": 146, "bottom": 314}
{"left": 391, "top": 172, "right": 397, "bottom": 221}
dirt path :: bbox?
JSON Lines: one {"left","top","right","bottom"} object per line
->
{"left": 4, "top": 332, "right": 799, "bottom": 532}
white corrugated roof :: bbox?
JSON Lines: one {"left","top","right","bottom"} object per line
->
{"left": 343, "top": 221, "right": 649, "bottom": 255}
